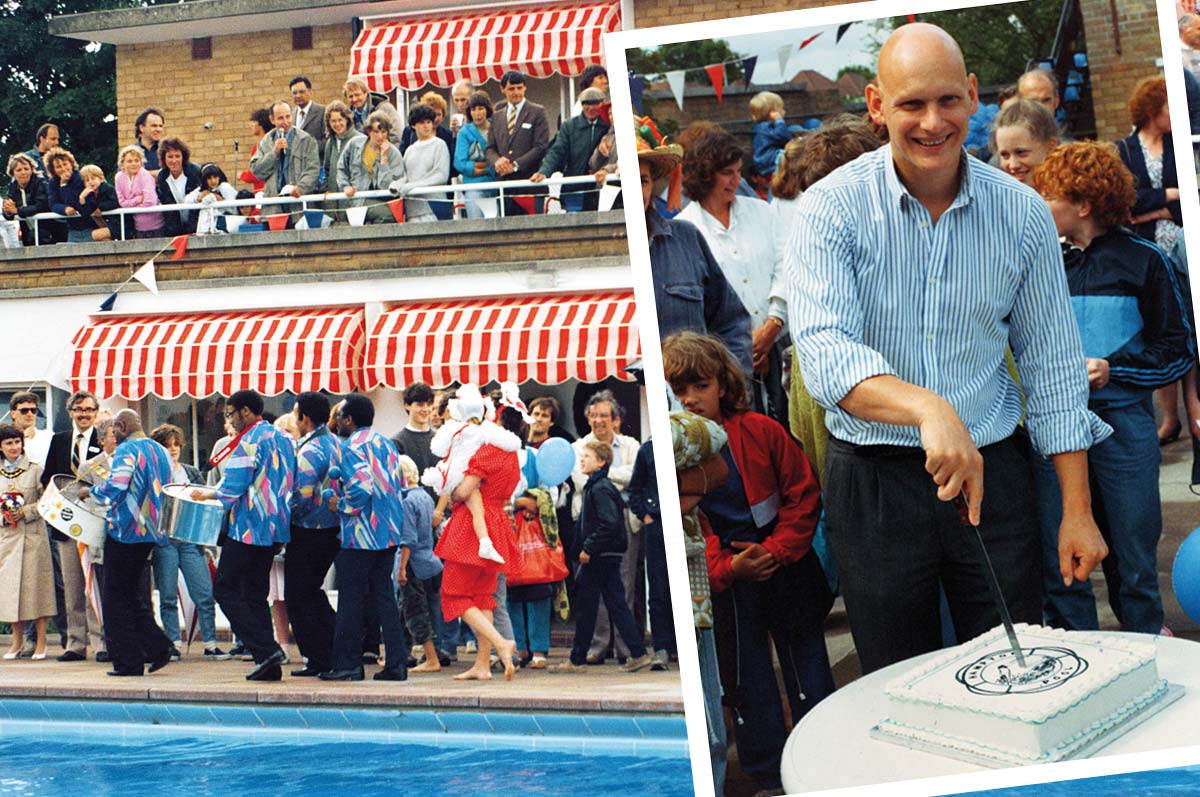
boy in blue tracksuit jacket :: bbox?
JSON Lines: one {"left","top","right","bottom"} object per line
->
{"left": 1030, "top": 141, "right": 1193, "bottom": 634}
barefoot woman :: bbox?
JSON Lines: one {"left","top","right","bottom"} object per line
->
{"left": 434, "top": 388, "right": 521, "bottom": 681}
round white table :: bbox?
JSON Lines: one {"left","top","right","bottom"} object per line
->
{"left": 781, "top": 634, "right": 1198, "bottom": 793}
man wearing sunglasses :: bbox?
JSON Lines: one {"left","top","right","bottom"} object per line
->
{"left": 9, "top": 391, "right": 51, "bottom": 467}
{"left": 42, "top": 391, "right": 107, "bottom": 662}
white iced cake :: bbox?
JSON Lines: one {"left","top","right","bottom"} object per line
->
{"left": 876, "top": 624, "right": 1166, "bottom": 765}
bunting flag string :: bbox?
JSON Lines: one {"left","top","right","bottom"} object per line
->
{"left": 630, "top": 22, "right": 865, "bottom": 113}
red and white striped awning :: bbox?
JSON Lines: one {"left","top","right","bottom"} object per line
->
{"left": 349, "top": 1, "right": 621, "bottom": 92}
{"left": 365, "top": 291, "right": 639, "bottom": 389}
{"left": 71, "top": 307, "right": 367, "bottom": 400}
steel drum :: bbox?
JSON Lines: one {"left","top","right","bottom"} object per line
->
{"left": 161, "top": 483, "right": 226, "bottom": 546}
{"left": 37, "top": 474, "right": 107, "bottom": 548}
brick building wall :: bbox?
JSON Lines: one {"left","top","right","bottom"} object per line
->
{"left": 1078, "top": 0, "right": 1164, "bottom": 142}
{"left": 114, "top": 23, "right": 354, "bottom": 177}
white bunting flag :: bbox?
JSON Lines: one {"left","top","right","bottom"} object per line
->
{"left": 666, "top": 70, "right": 687, "bottom": 111}
{"left": 133, "top": 259, "right": 159, "bottom": 295}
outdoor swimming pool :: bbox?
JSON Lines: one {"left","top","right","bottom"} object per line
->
{"left": 0, "top": 699, "right": 691, "bottom": 796}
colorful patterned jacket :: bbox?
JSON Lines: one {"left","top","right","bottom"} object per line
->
{"left": 333, "top": 426, "right": 404, "bottom": 550}
{"left": 91, "top": 434, "right": 173, "bottom": 544}
{"left": 290, "top": 425, "right": 340, "bottom": 530}
{"left": 214, "top": 420, "right": 295, "bottom": 546}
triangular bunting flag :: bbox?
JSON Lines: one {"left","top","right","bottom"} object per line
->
{"left": 99, "top": 291, "right": 118, "bottom": 312}
{"left": 169, "top": 234, "right": 188, "bottom": 260}
{"left": 742, "top": 55, "right": 757, "bottom": 88}
{"left": 907, "top": 13, "right": 916, "bottom": 22}
{"left": 599, "top": 184, "right": 621, "bottom": 212}
{"left": 629, "top": 72, "right": 645, "bottom": 113}
{"left": 837, "top": 22, "right": 852, "bottom": 43}
{"left": 666, "top": 70, "right": 687, "bottom": 111}
{"left": 799, "top": 32, "right": 821, "bottom": 50}
{"left": 705, "top": 63, "right": 725, "bottom": 103}
{"left": 513, "top": 194, "right": 537, "bottom": 216}
{"left": 477, "top": 197, "right": 499, "bottom": 219}
{"left": 388, "top": 198, "right": 405, "bottom": 223}
{"left": 777, "top": 44, "right": 792, "bottom": 80}
{"left": 133, "top": 259, "right": 158, "bottom": 295}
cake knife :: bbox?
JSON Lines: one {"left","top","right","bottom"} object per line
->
{"left": 954, "top": 492, "right": 1026, "bottom": 668}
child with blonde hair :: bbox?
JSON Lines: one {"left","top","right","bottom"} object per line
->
{"left": 749, "top": 90, "right": 798, "bottom": 178}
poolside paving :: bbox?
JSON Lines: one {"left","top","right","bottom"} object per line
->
{"left": 0, "top": 641, "right": 683, "bottom": 714}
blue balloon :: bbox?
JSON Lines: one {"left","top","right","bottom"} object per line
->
{"left": 536, "top": 437, "right": 575, "bottom": 487}
{"left": 1173, "top": 528, "right": 1200, "bottom": 623}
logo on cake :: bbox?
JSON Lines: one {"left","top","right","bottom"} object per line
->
{"left": 955, "top": 646, "right": 1088, "bottom": 696}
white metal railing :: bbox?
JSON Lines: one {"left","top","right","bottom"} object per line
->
{"left": 18, "top": 174, "right": 621, "bottom": 246}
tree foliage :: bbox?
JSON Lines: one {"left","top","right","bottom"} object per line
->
{"left": 886, "top": 0, "right": 1066, "bottom": 88}
{"left": 837, "top": 64, "right": 875, "bottom": 81}
{"left": 628, "top": 40, "right": 745, "bottom": 83}
{"left": 0, "top": 0, "right": 168, "bottom": 179}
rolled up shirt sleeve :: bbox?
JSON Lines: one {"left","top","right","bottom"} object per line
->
{"left": 787, "top": 186, "right": 897, "bottom": 410}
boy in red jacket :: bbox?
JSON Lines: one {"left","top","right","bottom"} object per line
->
{"left": 663, "top": 331, "right": 834, "bottom": 795}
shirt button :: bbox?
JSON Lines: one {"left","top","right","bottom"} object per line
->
{"left": 926, "top": 332, "right": 935, "bottom": 341}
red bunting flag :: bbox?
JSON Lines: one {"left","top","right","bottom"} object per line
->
{"left": 513, "top": 194, "right": 538, "bottom": 216}
{"left": 907, "top": 13, "right": 916, "bottom": 22}
{"left": 799, "top": 32, "right": 821, "bottom": 49}
{"left": 169, "top": 234, "right": 189, "bottom": 260}
{"left": 705, "top": 63, "right": 725, "bottom": 103}
{"left": 387, "top": 198, "right": 405, "bottom": 223}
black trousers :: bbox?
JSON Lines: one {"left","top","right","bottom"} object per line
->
{"left": 823, "top": 434, "right": 1041, "bottom": 675}
{"left": 331, "top": 548, "right": 406, "bottom": 673}
{"left": 103, "top": 538, "right": 171, "bottom": 674}
{"left": 284, "top": 526, "right": 340, "bottom": 670}
{"left": 213, "top": 537, "right": 281, "bottom": 664}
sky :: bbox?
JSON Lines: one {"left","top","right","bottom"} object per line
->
{"left": 719, "top": 20, "right": 882, "bottom": 84}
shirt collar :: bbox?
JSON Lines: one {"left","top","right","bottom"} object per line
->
{"left": 646, "top": 207, "right": 672, "bottom": 241}
{"left": 882, "top": 147, "right": 974, "bottom": 213}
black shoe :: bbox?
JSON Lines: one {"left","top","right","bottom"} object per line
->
{"left": 107, "top": 668, "right": 143, "bottom": 677}
{"left": 228, "top": 643, "right": 248, "bottom": 658}
{"left": 246, "top": 663, "right": 282, "bottom": 682}
{"left": 407, "top": 655, "right": 418, "bottom": 668}
{"left": 168, "top": 647, "right": 181, "bottom": 662}
{"left": 318, "top": 667, "right": 365, "bottom": 681}
{"left": 148, "top": 648, "right": 173, "bottom": 673}
{"left": 246, "top": 650, "right": 287, "bottom": 681}
{"left": 56, "top": 650, "right": 85, "bottom": 662}
{"left": 290, "top": 665, "right": 324, "bottom": 677}
{"left": 95, "top": 651, "right": 111, "bottom": 663}
{"left": 437, "top": 650, "right": 452, "bottom": 667}
{"left": 373, "top": 668, "right": 407, "bottom": 681}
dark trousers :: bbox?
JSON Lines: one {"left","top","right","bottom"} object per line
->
{"left": 824, "top": 434, "right": 1041, "bottom": 675}
{"left": 713, "top": 553, "right": 834, "bottom": 789}
{"left": 569, "top": 556, "right": 646, "bottom": 665}
{"left": 331, "top": 547, "right": 406, "bottom": 673}
{"left": 213, "top": 537, "right": 281, "bottom": 664}
{"left": 399, "top": 564, "right": 435, "bottom": 645}
{"left": 284, "top": 526, "right": 340, "bottom": 670}
{"left": 102, "top": 538, "right": 171, "bottom": 674}
{"left": 643, "top": 517, "right": 675, "bottom": 654}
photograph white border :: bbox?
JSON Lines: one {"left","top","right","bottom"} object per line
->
{"left": 604, "top": 0, "right": 1200, "bottom": 793}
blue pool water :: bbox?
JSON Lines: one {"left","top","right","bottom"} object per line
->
{"left": 947, "top": 764, "right": 1200, "bottom": 796}
{"left": 0, "top": 700, "right": 692, "bottom": 796}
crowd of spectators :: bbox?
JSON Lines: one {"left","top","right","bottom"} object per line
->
{"left": 2, "top": 67, "right": 619, "bottom": 246}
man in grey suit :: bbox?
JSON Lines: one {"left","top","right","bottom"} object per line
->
{"left": 290, "top": 76, "right": 326, "bottom": 160}
{"left": 250, "top": 100, "right": 321, "bottom": 208}
{"left": 486, "top": 70, "right": 550, "bottom": 215}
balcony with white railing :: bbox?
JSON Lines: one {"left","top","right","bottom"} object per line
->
{"left": 1, "top": 175, "right": 628, "bottom": 295}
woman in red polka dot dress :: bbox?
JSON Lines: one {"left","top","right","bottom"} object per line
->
{"left": 429, "top": 385, "right": 522, "bottom": 680}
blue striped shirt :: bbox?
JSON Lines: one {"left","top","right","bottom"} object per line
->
{"left": 787, "top": 147, "right": 1111, "bottom": 456}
